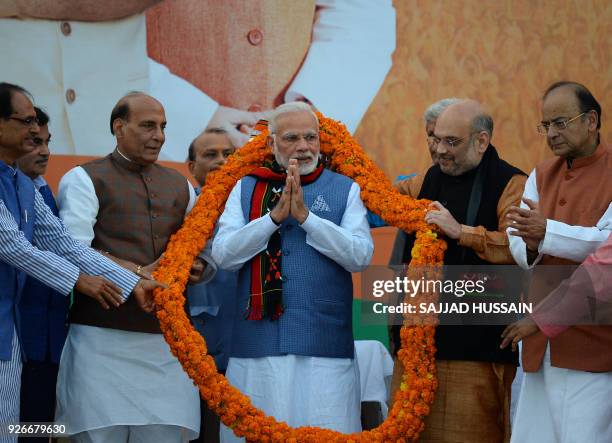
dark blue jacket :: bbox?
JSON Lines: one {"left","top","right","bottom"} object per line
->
{"left": 232, "top": 170, "right": 355, "bottom": 359}
{"left": 0, "top": 161, "right": 36, "bottom": 361}
{"left": 18, "top": 180, "right": 68, "bottom": 363}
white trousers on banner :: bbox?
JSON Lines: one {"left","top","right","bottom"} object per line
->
{"left": 511, "top": 344, "right": 612, "bottom": 443}
{"left": 0, "top": 328, "right": 21, "bottom": 443}
{"left": 220, "top": 354, "right": 361, "bottom": 443}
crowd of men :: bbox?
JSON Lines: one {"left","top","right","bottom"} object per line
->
{"left": 0, "top": 80, "right": 610, "bottom": 443}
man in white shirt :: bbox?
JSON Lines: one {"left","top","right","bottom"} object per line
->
{"left": 55, "top": 93, "right": 213, "bottom": 442}
{"left": 506, "top": 81, "right": 612, "bottom": 443}
{"left": 0, "top": 82, "right": 160, "bottom": 443}
{"left": 212, "top": 102, "right": 373, "bottom": 441}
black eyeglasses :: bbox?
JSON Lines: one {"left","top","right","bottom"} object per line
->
{"left": 7, "top": 116, "right": 40, "bottom": 128}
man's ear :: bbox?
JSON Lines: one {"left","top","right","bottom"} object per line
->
{"left": 113, "top": 118, "right": 125, "bottom": 138}
{"left": 587, "top": 110, "right": 599, "bottom": 132}
{"left": 187, "top": 160, "right": 195, "bottom": 175}
{"left": 476, "top": 131, "right": 490, "bottom": 154}
{"left": 266, "top": 134, "right": 274, "bottom": 151}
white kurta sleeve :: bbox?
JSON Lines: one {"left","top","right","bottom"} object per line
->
{"left": 508, "top": 169, "right": 541, "bottom": 269}
{"left": 300, "top": 182, "right": 373, "bottom": 272}
{"left": 508, "top": 169, "right": 612, "bottom": 268}
{"left": 540, "top": 203, "right": 612, "bottom": 262}
{"left": 211, "top": 180, "right": 279, "bottom": 271}
{"left": 57, "top": 166, "right": 99, "bottom": 246}
{"left": 186, "top": 179, "right": 197, "bottom": 214}
{"left": 285, "top": 0, "right": 396, "bottom": 133}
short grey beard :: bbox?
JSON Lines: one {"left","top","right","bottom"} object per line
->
{"left": 275, "top": 152, "right": 317, "bottom": 175}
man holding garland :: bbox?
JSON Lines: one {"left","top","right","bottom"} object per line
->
{"left": 391, "top": 99, "right": 527, "bottom": 442}
{"left": 55, "top": 92, "right": 212, "bottom": 442}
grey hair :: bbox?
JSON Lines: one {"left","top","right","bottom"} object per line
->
{"left": 268, "top": 101, "right": 318, "bottom": 134}
{"left": 423, "top": 98, "right": 461, "bottom": 125}
{"left": 471, "top": 113, "right": 494, "bottom": 138}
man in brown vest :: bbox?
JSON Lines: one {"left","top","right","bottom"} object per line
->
{"left": 506, "top": 81, "right": 612, "bottom": 442}
{"left": 54, "top": 93, "right": 212, "bottom": 443}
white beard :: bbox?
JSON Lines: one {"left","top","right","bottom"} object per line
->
{"left": 297, "top": 159, "right": 317, "bottom": 175}
{"left": 275, "top": 152, "right": 318, "bottom": 175}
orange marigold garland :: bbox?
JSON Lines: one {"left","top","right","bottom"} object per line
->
{"left": 152, "top": 114, "right": 446, "bottom": 442}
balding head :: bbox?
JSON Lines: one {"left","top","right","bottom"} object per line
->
{"left": 110, "top": 92, "right": 166, "bottom": 165}
{"left": 433, "top": 99, "right": 493, "bottom": 176}
{"left": 438, "top": 99, "right": 493, "bottom": 137}
{"left": 110, "top": 92, "right": 163, "bottom": 135}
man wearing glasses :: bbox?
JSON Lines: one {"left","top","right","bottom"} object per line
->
{"left": 14, "top": 107, "right": 69, "bottom": 442}
{"left": 388, "top": 97, "right": 459, "bottom": 393}
{"left": 394, "top": 99, "right": 527, "bottom": 442}
{"left": 212, "top": 102, "right": 373, "bottom": 441}
{"left": 0, "top": 82, "right": 160, "bottom": 443}
{"left": 507, "top": 81, "right": 612, "bottom": 442}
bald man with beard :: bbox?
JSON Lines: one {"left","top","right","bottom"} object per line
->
{"left": 391, "top": 100, "right": 527, "bottom": 442}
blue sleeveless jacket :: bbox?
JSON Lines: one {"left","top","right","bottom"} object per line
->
{"left": 0, "top": 161, "right": 36, "bottom": 361}
{"left": 231, "top": 169, "right": 355, "bottom": 359}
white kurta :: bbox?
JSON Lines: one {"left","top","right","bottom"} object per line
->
{"left": 54, "top": 164, "right": 202, "bottom": 438}
{"left": 354, "top": 340, "right": 393, "bottom": 418}
{"left": 221, "top": 354, "right": 362, "bottom": 442}
{"left": 507, "top": 168, "right": 612, "bottom": 442}
{"left": 212, "top": 180, "right": 373, "bottom": 273}
{"left": 510, "top": 344, "right": 612, "bottom": 443}
{"left": 55, "top": 325, "right": 201, "bottom": 438}
{"left": 213, "top": 178, "right": 373, "bottom": 442}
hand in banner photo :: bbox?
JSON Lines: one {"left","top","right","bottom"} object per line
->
{"left": 207, "top": 105, "right": 270, "bottom": 148}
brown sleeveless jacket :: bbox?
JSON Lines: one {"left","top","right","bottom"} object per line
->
{"left": 523, "top": 143, "right": 612, "bottom": 372}
{"left": 69, "top": 150, "right": 190, "bottom": 333}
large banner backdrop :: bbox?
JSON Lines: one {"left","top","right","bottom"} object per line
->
{"left": 0, "top": 0, "right": 609, "bottom": 190}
